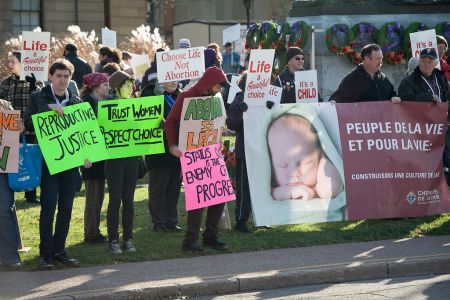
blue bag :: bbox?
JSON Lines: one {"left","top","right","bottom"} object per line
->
{"left": 8, "top": 134, "right": 43, "bottom": 192}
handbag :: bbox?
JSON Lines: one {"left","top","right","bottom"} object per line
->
{"left": 8, "top": 134, "right": 43, "bottom": 192}
{"left": 137, "top": 156, "right": 147, "bottom": 179}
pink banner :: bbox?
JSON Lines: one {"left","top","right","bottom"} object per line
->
{"left": 181, "top": 144, "right": 236, "bottom": 211}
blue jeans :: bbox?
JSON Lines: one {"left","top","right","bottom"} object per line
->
{"left": 0, "top": 174, "right": 20, "bottom": 264}
{"left": 39, "top": 163, "right": 79, "bottom": 256}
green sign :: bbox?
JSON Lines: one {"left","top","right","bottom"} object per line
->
{"left": 32, "top": 102, "right": 109, "bottom": 175}
{"left": 97, "top": 96, "right": 165, "bottom": 159}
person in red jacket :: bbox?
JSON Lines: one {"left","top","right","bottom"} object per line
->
{"left": 164, "top": 66, "right": 231, "bottom": 253}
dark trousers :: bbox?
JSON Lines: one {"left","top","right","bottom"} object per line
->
{"left": 0, "top": 174, "right": 20, "bottom": 264}
{"left": 148, "top": 163, "right": 181, "bottom": 229}
{"left": 39, "top": 164, "right": 79, "bottom": 255}
{"left": 105, "top": 157, "right": 139, "bottom": 242}
{"left": 235, "top": 157, "right": 252, "bottom": 223}
{"left": 183, "top": 203, "right": 225, "bottom": 245}
{"left": 84, "top": 179, "right": 105, "bottom": 239}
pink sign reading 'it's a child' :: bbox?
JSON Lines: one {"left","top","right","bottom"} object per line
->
{"left": 181, "top": 144, "right": 236, "bottom": 211}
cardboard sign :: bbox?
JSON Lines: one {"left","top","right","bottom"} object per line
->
{"left": 178, "top": 95, "right": 226, "bottom": 152}
{"left": 181, "top": 144, "right": 236, "bottom": 211}
{"left": 97, "top": 96, "right": 165, "bottom": 159}
{"left": 267, "top": 85, "right": 282, "bottom": 104}
{"left": 235, "top": 38, "right": 247, "bottom": 67}
{"left": 32, "top": 103, "right": 108, "bottom": 175}
{"left": 244, "top": 49, "right": 275, "bottom": 105}
{"left": 101, "top": 28, "right": 117, "bottom": 48}
{"left": 295, "top": 70, "right": 319, "bottom": 103}
{"left": 20, "top": 31, "right": 51, "bottom": 81}
{"left": 130, "top": 53, "right": 150, "bottom": 81}
{"left": 156, "top": 47, "right": 205, "bottom": 83}
{"left": 227, "top": 75, "right": 241, "bottom": 104}
{"left": 223, "top": 23, "right": 241, "bottom": 45}
{"left": 410, "top": 29, "right": 439, "bottom": 61}
{"left": 0, "top": 110, "right": 20, "bottom": 173}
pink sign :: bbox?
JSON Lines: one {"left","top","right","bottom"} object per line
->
{"left": 181, "top": 144, "right": 236, "bottom": 211}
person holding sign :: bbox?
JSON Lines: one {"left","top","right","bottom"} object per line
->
{"left": 80, "top": 72, "right": 110, "bottom": 244}
{"left": 222, "top": 42, "right": 240, "bottom": 74}
{"left": 165, "top": 66, "right": 231, "bottom": 253}
{"left": 330, "top": 44, "right": 400, "bottom": 103}
{"left": 0, "top": 99, "right": 22, "bottom": 270}
{"left": 105, "top": 70, "right": 140, "bottom": 255}
{"left": 23, "top": 59, "right": 86, "bottom": 269}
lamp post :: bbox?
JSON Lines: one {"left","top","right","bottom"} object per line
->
{"left": 243, "top": 0, "right": 253, "bottom": 29}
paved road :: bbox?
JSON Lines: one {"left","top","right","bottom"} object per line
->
{"left": 193, "top": 274, "right": 450, "bottom": 299}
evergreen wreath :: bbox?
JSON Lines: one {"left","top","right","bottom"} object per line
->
{"left": 325, "top": 24, "right": 350, "bottom": 55}
{"left": 245, "top": 23, "right": 261, "bottom": 49}
{"left": 259, "top": 21, "right": 279, "bottom": 49}
{"left": 347, "top": 22, "right": 377, "bottom": 64}
{"left": 288, "top": 21, "right": 309, "bottom": 49}
{"left": 376, "top": 22, "right": 405, "bottom": 65}
{"left": 435, "top": 22, "right": 450, "bottom": 47}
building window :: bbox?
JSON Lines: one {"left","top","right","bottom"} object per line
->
{"left": 12, "top": 0, "right": 41, "bottom": 36}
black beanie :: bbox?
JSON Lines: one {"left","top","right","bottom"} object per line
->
{"left": 64, "top": 43, "right": 77, "bottom": 53}
{"left": 286, "top": 47, "right": 304, "bottom": 62}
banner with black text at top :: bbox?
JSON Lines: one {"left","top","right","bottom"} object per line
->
{"left": 336, "top": 101, "right": 450, "bottom": 220}
{"left": 97, "top": 96, "right": 165, "bottom": 159}
{"left": 32, "top": 103, "right": 108, "bottom": 175}
{"left": 178, "top": 94, "right": 226, "bottom": 152}
{"left": 181, "top": 144, "right": 236, "bottom": 211}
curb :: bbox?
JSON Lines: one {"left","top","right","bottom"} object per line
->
{"left": 47, "top": 254, "right": 450, "bottom": 300}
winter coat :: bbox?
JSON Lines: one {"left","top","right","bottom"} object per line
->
{"left": 65, "top": 51, "right": 93, "bottom": 88}
{"left": 225, "top": 92, "right": 245, "bottom": 159}
{"left": 273, "top": 66, "right": 322, "bottom": 103}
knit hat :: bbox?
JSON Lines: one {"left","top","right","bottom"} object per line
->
{"left": 83, "top": 72, "right": 109, "bottom": 89}
{"left": 419, "top": 48, "right": 438, "bottom": 60}
{"left": 178, "top": 38, "right": 191, "bottom": 49}
{"left": 64, "top": 43, "right": 77, "bottom": 53}
{"left": 204, "top": 48, "right": 217, "bottom": 68}
{"left": 109, "top": 70, "right": 133, "bottom": 90}
{"left": 286, "top": 47, "right": 304, "bottom": 62}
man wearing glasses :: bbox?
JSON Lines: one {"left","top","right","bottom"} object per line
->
{"left": 273, "top": 47, "right": 306, "bottom": 103}
{"left": 330, "top": 44, "right": 400, "bottom": 103}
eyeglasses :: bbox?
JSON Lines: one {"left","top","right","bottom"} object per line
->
{"left": 295, "top": 57, "right": 305, "bottom": 61}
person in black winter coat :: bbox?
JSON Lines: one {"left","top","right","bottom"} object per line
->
{"left": 63, "top": 43, "right": 93, "bottom": 89}
{"left": 141, "top": 79, "right": 182, "bottom": 232}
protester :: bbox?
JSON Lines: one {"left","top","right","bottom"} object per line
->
{"left": 105, "top": 70, "right": 139, "bottom": 254}
{"left": 142, "top": 48, "right": 165, "bottom": 88}
{"left": 222, "top": 42, "right": 240, "bottom": 74}
{"left": 165, "top": 66, "right": 231, "bottom": 253}
{"left": 225, "top": 71, "right": 252, "bottom": 233}
{"left": 141, "top": 79, "right": 182, "bottom": 233}
{"left": 80, "top": 73, "right": 110, "bottom": 244}
{"left": 207, "top": 42, "right": 223, "bottom": 68}
{"left": 24, "top": 59, "right": 89, "bottom": 269}
{"left": 0, "top": 99, "right": 22, "bottom": 270}
{"left": 330, "top": 44, "right": 400, "bottom": 103}
{"left": 95, "top": 46, "right": 121, "bottom": 72}
{"left": 437, "top": 35, "right": 450, "bottom": 81}
{"left": 0, "top": 51, "right": 42, "bottom": 204}
{"left": 273, "top": 47, "right": 306, "bottom": 103}
{"left": 63, "top": 43, "right": 93, "bottom": 88}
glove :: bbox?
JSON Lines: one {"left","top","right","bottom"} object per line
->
{"left": 238, "top": 101, "right": 248, "bottom": 112}
{"left": 25, "top": 73, "right": 37, "bottom": 91}
{"left": 266, "top": 101, "right": 275, "bottom": 109}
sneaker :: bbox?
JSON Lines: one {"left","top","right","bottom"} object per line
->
{"left": 109, "top": 240, "right": 123, "bottom": 254}
{"left": 182, "top": 242, "right": 204, "bottom": 254}
{"left": 235, "top": 221, "right": 252, "bottom": 233}
{"left": 38, "top": 255, "right": 54, "bottom": 270}
{"left": 53, "top": 251, "right": 79, "bottom": 266}
{"left": 202, "top": 238, "right": 228, "bottom": 250}
{"left": 123, "top": 239, "right": 136, "bottom": 252}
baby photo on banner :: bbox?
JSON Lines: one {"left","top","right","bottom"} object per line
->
{"left": 244, "top": 103, "right": 346, "bottom": 226}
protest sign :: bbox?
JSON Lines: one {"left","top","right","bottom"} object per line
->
{"left": 178, "top": 94, "right": 226, "bottom": 152}
{"left": 244, "top": 49, "right": 275, "bottom": 105}
{"left": 101, "top": 28, "right": 117, "bottom": 48}
{"left": 0, "top": 110, "right": 20, "bottom": 173}
{"left": 32, "top": 103, "right": 108, "bottom": 175}
{"left": 267, "top": 85, "right": 282, "bottom": 104}
{"left": 244, "top": 102, "right": 450, "bottom": 226}
{"left": 130, "top": 53, "right": 150, "bottom": 81}
{"left": 410, "top": 29, "right": 439, "bottom": 70}
{"left": 97, "top": 96, "right": 165, "bottom": 159}
{"left": 181, "top": 144, "right": 236, "bottom": 211}
{"left": 223, "top": 23, "right": 241, "bottom": 45}
{"left": 227, "top": 75, "right": 241, "bottom": 104}
{"left": 235, "top": 38, "right": 246, "bottom": 67}
{"left": 20, "top": 31, "right": 51, "bottom": 81}
{"left": 294, "top": 70, "right": 319, "bottom": 103}
{"left": 156, "top": 47, "right": 205, "bottom": 83}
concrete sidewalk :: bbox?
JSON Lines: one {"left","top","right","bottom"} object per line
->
{"left": 1, "top": 235, "right": 449, "bottom": 300}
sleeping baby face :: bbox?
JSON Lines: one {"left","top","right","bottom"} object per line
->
{"left": 268, "top": 114, "right": 322, "bottom": 188}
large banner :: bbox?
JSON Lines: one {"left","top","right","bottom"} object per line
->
{"left": 32, "top": 103, "right": 108, "bottom": 175}
{"left": 156, "top": 47, "right": 205, "bottom": 83}
{"left": 97, "top": 96, "right": 165, "bottom": 159}
{"left": 20, "top": 31, "right": 51, "bottom": 81}
{"left": 0, "top": 110, "right": 20, "bottom": 173}
{"left": 181, "top": 144, "right": 236, "bottom": 211}
{"left": 178, "top": 95, "right": 226, "bottom": 152}
{"left": 244, "top": 102, "right": 449, "bottom": 226}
